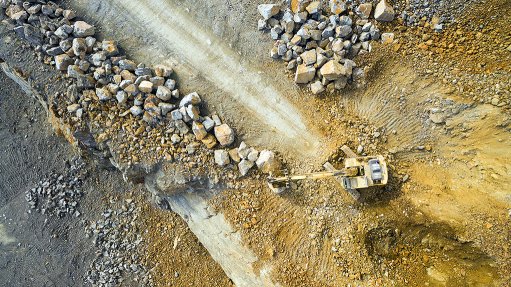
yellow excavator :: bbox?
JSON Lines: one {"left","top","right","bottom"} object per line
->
{"left": 267, "top": 145, "right": 388, "bottom": 199}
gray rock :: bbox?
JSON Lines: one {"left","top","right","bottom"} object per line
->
{"left": 310, "top": 81, "right": 325, "bottom": 94}
{"left": 238, "top": 142, "right": 250, "bottom": 159}
{"left": 238, "top": 159, "right": 255, "bottom": 176}
{"left": 214, "top": 150, "right": 230, "bottom": 166}
{"left": 130, "top": 106, "right": 143, "bottom": 116}
{"left": 116, "top": 91, "right": 128, "bottom": 104}
{"left": 46, "top": 46, "right": 63, "bottom": 56}
{"left": 374, "top": 0, "right": 395, "bottom": 22}
{"left": 164, "top": 79, "right": 176, "bottom": 90}
{"left": 247, "top": 148, "right": 259, "bottom": 162}
{"left": 159, "top": 103, "right": 175, "bottom": 115}
{"left": 202, "top": 116, "right": 215, "bottom": 131}
{"left": 257, "top": 4, "right": 280, "bottom": 20}
{"left": 179, "top": 92, "right": 201, "bottom": 107}
{"left": 256, "top": 150, "right": 280, "bottom": 174}
{"left": 72, "top": 38, "right": 87, "bottom": 56}
{"left": 156, "top": 86, "right": 172, "bottom": 101}
{"left": 170, "top": 109, "right": 183, "bottom": 120}
{"left": 73, "top": 21, "right": 95, "bottom": 37}
{"left": 294, "top": 64, "right": 316, "bottom": 84}
{"left": 214, "top": 124, "right": 235, "bottom": 146}
{"left": 175, "top": 120, "right": 190, "bottom": 134}
{"left": 96, "top": 87, "right": 112, "bottom": 101}
{"left": 119, "top": 59, "right": 137, "bottom": 71}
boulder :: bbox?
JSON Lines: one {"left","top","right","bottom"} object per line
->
{"left": 294, "top": 64, "right": 316, "bottom": 84}
{"left": 238, "top": 159, "right": 255, "bottom": 176}
{"left": 256, "top": 150, "right": 281, "bottom": 174}
{"left": 138, "top": 81, "right": 153, "bottom": 93}
{"left": 179, "top": 92, "right": 202, "bottom": 107}
{"left": 356, "top": 3, "right": 372, "bottom": 19}
{"left": 214, "top": 124, "right": 235, "bottom": 146}
{"left": 73, "top": 21, "right": 95, "bottom": 37}
{"left": 257, "top": 4, "right": 280, "bottom": 20}
{"left": 214, "top": 150, "right": 230, "bottom": 166}
{"left": 374, "top": 0, "right": 395, "bottom": 22}
{"left": 320, "top": 60, "right": 347, "bottom": 80}
{"left": 192, "top": 121, "right": 208, "bottom": 140}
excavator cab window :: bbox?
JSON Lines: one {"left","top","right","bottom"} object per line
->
{"left": 368, "top": 159, "right": 383, "bottom": 183}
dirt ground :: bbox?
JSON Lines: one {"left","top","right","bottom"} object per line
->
{"left": 1, "top": 0, "right": 510, "bottom": 286}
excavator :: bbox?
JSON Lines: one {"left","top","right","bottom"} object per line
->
{"left": 267, "top": 145, "right": 388, "bottom": 199}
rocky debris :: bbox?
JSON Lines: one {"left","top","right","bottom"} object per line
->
{"left": 25, "top": 157, "right": 86, "bottom": 218}
{"left": 374, "top": 0, "right": 395, "bottom": 22}
{"left": 258, "top": 1, "right": 394, "bottom": 93}
{"left": 2, "top": 0, "right": 281, "bottom": 189}
{"left": 85, "top": 197, "right": 152, "bottom": 286}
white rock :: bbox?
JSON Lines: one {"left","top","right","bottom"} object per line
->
{"left": 257, "top": 4, "right": 280, "bottom": 20}
{"left": 214, "top": 150, "right": 230, "bottom": 166}
{"left": 179, "top": 92, "right": 202, "bottom": 107}
{"left": 374, "top": 0, "right": 395, "bottom": 22}
{"left": 156, "top": 86, "right": 172, "bottom": 101}
{"left": 138, "top": 81, "right": 153, "bottom": 93}
{"left": 295, "top": 64, "right": 316, "bottom": 84}
{"left": 256, "top": 150, "right": 280, "bottom": 174}
{"left": 73, "top": 21, "right": 95, "bottom": 37}
{"left": 214, "top": 124, "right": 235, "bottom": 146}
{"left": 238, "top": 159, "right": 255, "bottom": 176}
{"left": 247, "top": 148, "right": 259, "bottom": 162}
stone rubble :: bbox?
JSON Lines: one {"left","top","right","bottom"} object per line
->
{"left": 85, "top": 197, "right": 153, "bottom": 286}
{"left": 25, "top": 157, "right": 86, "bottom": 218}
{"left": 1, "top": 0, "right": 281, "bottom": 178}
{"left": 258, "top": 0, "right": 396, "bottom": 94}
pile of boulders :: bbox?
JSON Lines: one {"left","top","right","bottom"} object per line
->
{"left": 214, "top": 141, "right": 280, "bottom": 176}
{"left": 85, "top": 198, "right": 152, "bottom": 286}
{"left": 257, "top": 0, "right": 395, "bottom": 94}
{"left": 0, "top": 1, "right": 233, "bottom": 146}
{"left": 25, "top": 157, "right": 86, "bottom": 217}
{"left": 1, "top": 0, "right": 283, "bottom": 177}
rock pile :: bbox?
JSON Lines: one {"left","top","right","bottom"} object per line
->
{"left": 25, "top": 157, "right": 86, "bottom": 217}
{"left": 214, "top": 142, "right": 281, "bottom": 176}
{"left": 1, "top": 0, "right": 283, "bottom": 177}
{"left": 85, "top": 197, "right": 152, "bottom": 286}
{"left": 257, "top": 0, "right": 395, "bottom": 94}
